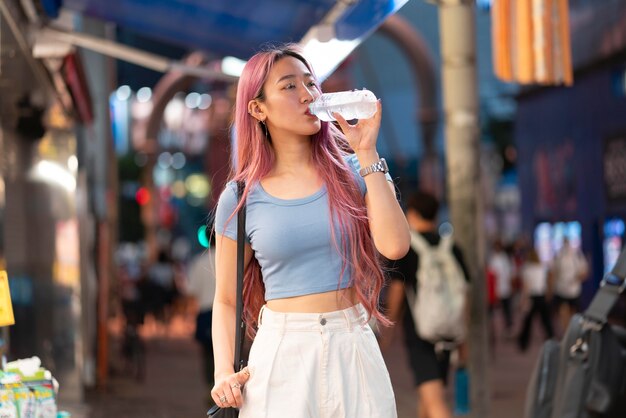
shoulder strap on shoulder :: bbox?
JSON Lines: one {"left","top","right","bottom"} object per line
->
{"left": 439, "top": 234, "right": 454, "bottom": 252}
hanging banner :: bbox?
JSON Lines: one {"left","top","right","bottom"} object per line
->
{"left": 492, "top": 0, "right": 573, "bottom": 85}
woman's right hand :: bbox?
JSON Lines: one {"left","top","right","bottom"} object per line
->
{"left": 211, "top": 367, "right": 251, "bottom": 409}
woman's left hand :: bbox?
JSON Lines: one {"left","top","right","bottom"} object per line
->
{"left": 333, "top": 100, "right": 382, "bottom": 154}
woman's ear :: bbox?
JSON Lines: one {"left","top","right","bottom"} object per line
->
{"left": 247, "top": 100, "right": 265, "bottom": 122}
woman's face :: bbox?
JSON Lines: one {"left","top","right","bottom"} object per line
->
{"left": 250, "top": 56, "right": 322, "bottom": 138}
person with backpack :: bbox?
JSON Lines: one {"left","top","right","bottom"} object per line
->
{"left": 383, "top": 191, "right": 470, "bottom": 418}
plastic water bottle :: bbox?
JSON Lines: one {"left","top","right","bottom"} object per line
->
{"left": 453, "top": 367, "right": 470, "bottom": 416}
{"left": 309, "top": 89, "right": 378, "bottom": 121}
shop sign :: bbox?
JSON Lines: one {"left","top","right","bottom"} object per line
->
{"left": 0, "top": 271, "right": 15, "bottom": 327}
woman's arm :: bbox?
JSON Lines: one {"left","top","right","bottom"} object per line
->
{"left": 334, "top": 101, "right": 410, "bottom": 260}
{"left": 211, "top": 234, "right": 254, "bottom": 407}
{"left": 360, "top": 152, "right": 410, "bottom": 260}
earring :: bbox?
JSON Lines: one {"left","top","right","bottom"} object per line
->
{"left": 260, "top": 120, "right": 269, "bottom": 139}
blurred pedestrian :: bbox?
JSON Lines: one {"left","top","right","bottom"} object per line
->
{"left": 488, "top": 239, "right": 515, "bottom": 338}
{"left": 145, "top": 249, "right": 177, "bottom": 330}
{"left": 384, "top": 191, "right": 469, "bottom": 418}
{"left": 117, "top": 244, "right": 146, "bottom": 328}
{"left": 116, "top": 245, "right": 147, "bottom": 381}
{"left": 185, "top": 240, "right": 217, "bottom": 402}
{"left": 552, "top": 238, "right": 589, "bottom": 334}
{"left": 212, "top": 44, "right": 409, "bottom": 417}
{"left": 510, "top": 237, "right": 529, "bottom": 289}
{"left": 119, "top": 263, "right": 145, "bottom": 328}
{"left": 517, "top": 248, "right": 554, "bottom": 352}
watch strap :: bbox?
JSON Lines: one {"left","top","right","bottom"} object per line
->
{"left": 359, "top": 158, "right": 389, "bottom": 177}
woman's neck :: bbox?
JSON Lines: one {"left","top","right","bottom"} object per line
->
{"left": 271, "top": 134, "right": 314, "bottom": 175}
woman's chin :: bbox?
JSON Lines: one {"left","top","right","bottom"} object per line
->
{"left": 304, "top": 122, "right": 322, "bottom": 136}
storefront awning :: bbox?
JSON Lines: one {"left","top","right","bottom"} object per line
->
{"left": 41, "top": 0, "right": 409, "bottom": 79}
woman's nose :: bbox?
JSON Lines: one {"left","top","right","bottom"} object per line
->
{"left": 301, "top": 84, "right": 317, "bottom": 103}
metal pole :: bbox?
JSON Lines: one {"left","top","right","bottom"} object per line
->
{"left": 434, "top": 0, "right": 490, "bottom": 416}
{"left": 38, "top": 26, "right": 238, "bottom": 82}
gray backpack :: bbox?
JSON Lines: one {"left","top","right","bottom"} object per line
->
{"left": 407, "top": 231, "right": 467, "bottom": 345}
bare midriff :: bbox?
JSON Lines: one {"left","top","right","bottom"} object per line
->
{"left": 265, "top": 287, "right": 358, "bottom": 313}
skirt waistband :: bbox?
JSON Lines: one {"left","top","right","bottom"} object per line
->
{"left": 258, "top": 303, "right": 369, "bottom": 331}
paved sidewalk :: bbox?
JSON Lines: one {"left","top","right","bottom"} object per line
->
{"left": 59, "top": 314, "right": 546, "bottom": 418}
{"left": 386, "top": 325, "right": 542, "bottom": 418}
{"left": 59, "top": 315, "right": 208, "bottom": 418}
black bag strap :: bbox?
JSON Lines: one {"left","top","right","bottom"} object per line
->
{"left": 234, "top": 181, "right": 247, "bottom": 372}
{"left": 584, "top": 246, "right": 626, "bottom": 325}
{"left": 207, "top": 183, "right": 247, "bottom": 417}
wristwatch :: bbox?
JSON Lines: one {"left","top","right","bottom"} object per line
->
{"left": 359, "top": 158, "right": 389, "bottom": 178}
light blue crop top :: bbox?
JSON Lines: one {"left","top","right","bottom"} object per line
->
{"left": 214, "top": 154, "right": 392, "bottom": 301}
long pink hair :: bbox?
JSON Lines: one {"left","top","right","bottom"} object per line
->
{"left": 225, "top": 44, "right": 389, "bottom": 337}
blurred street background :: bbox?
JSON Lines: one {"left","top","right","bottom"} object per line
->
{"left": 1, "top": 0, "right": 625, "bottom": 417}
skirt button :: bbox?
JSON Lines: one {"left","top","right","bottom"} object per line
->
{"left": 320, "top": 318, "right": 327, "bottom": 326}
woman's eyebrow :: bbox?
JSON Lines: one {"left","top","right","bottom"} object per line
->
{"left": 275, "top": 72, "right": 314, "bottom": 84}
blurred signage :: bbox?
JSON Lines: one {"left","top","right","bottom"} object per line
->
{"left": 534, "top": 221, "right": 582, "bottom": 265}
{"left": 533, "top": 141, "right": 577, "bottom": 217}
{"left": 62, "top": 53, "right": 94, "bottom": 124}
{"left": 603, "top": 135, "right": 626, "bottom": 203}
{"left": 0, "top": 271, "right": 15, "bottom": 327}
{"left": 55, "top": 220, "right": 80, "bottom": 289}
{"left": 604, "top": 218, "right": 625, "bottom": 274}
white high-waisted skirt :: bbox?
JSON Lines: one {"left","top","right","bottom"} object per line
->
{"left": 239, "top": 303, "right": 397, "bottom": 418}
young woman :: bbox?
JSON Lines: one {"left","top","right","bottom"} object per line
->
{"left": 212, "top": 44, "right": 410, "bottom": 417}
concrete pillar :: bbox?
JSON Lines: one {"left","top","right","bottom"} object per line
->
{"left": 435, "top": 0, "right": 490, "bottom": 416}
{"left": 74, "top": 16, "right": 117, "bottom": 390}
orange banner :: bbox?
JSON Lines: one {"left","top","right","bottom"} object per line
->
{"left": 492, "top": 0, "right": 573, "bottom": 86}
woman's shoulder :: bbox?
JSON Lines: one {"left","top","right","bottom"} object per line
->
{"left": 214, "top": 180, "right": 259, "bottom": 240}
{"left": 217, "top": 180, "right": 265, "bottom": 206}
{"left": 217, "top": 181, "right": 238, "bottom": 205}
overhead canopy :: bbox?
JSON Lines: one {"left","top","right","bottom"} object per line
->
{"left": 41, "top": 0, "right": 409, "bottom": 79}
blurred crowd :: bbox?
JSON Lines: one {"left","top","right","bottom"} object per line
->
{"left": 486, "top": 236, "right": 590, "bottom": 352}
